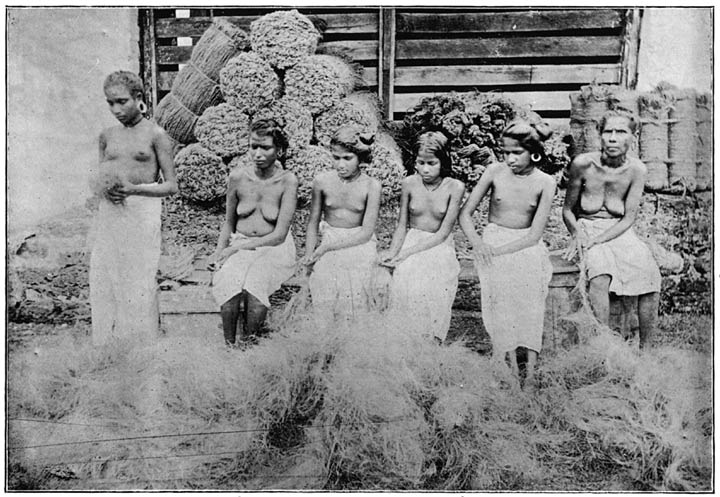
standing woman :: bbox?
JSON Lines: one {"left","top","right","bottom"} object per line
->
{"left": 90, "top": 71, "right": 178, "bottom": 345}
{"left": 458, "top": 120, "right": 556, "bottom": 390}
{"left": 380, "top": 132, "right": 465, "bottom": 343}
{"left": 303, "top": 125, "right": 381, "bottom": 323}
{"left": 210, "top": 119, "right": 298, "bottom": 346}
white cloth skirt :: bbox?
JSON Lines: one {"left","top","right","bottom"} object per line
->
{"left": 389, "top": 229, "right": 460, "bottom": 341}
{"left": 89, "top": 194, "right": 162, "bottom": 345}
{"left": 212, "top": 232, "right": 296, "bottom": 308}
{"left": 309, "top": 221, "right": 377, "bottom": 322}
{"left": 475, "top": 223, "right": 552, "bottom": 355}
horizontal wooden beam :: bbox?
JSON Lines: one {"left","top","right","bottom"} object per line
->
{"left": 155, "top": 12, "right": 378, "bottom": 38}
{"left": 397, "top": 36, "right": 622, "bottom": 60}
{"left": 394, "top": 90, "right": 574, "bottom": 114}
{"left": 158, "top": 67, "right": 379, "bottom": 91}
{"left": 157, "top": 39, "right": 378, "bottom": 65}
{"left": 394, "top": 63, "right": 620, "bottom": 87}
{"left": 396, "top": 9, "right": 623, "bottom": 33}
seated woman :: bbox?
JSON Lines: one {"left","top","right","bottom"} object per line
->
{"left": 303, "top": 125, "right": 381, "bottom": 324}
{"left": 380, "top": 131, "right": 465, "bottom": 343}
{"left": 209, "top": 119, "right": 298, "bottom": 346}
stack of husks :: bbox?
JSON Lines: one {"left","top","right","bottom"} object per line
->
{"left": 569, "top": 83, "right": 712, "bottom": 193}
{"left": 158, "top": 10, "right": 405, "bottom": 207}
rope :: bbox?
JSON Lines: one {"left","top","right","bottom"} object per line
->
{"left": 187, "top": 59, "right": 220, "bottom": 88}
{"left": 167, "top": 93, "right": 199, "bottom": 119}
{"left": 8, "top": 416, "right": 409, "bottom": 451}
{"left": 8, "top": 417, "right": 121, "bottom": 428}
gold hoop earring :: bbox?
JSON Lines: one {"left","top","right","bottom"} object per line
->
{"left": 137, "top": 101, "right": 148, "bottom": 115}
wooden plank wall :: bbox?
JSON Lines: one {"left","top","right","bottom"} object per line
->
{"left": 391, "top": 8, "right": 627, "bottom": 128}
{"left": 142, "top": 7, "right": 631, "bottom": 128}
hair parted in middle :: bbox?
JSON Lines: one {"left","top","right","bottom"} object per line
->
{"left": 415, "top": 131, "right": 453, "bottom": 178}
{"left": 598, "top": 109, "right": 640, "bottom": 134}
{"left": 330, "top": 125, "right": 375, "bottom": 164}
{"left": 250, "top": 118, "right": 289, "bottom": 159}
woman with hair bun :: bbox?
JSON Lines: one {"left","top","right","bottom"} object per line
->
{"left": 303, "top": 125, "right": 382, "bottom": 324}
{"left": 459, "top": 119, "right": 556, "bottom": 390}
{"left": 380, "top": 131, "right": 465, "bottom": 343}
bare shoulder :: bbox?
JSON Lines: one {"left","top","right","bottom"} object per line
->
{"left": 282, "top": 169, "right": 299, "bottom": 187}
{"left": 314, "top": 170, "right": 335, "bottom": 185}
{"left": 228, "top": 164, "right": 250, "bottom": 182}
{"left": 148, "top": 120, "right": 171, "bottom": 140}
{"left": 628, "top": 156, "right": 648, "bottom": 175}
{"left": 364, "top": 173, "right": 382, "bottom": 193}
{"left": 484, "top": 161, "right": 504, "bottom": 176}
{"left": 446, "top": 177, "right": 466, "bottom": 194}
{"left": 535, "top": 169, "right": 557, "bottom": 188}
{"left": 570, "top": 151, "right": 598, "bottom": 170}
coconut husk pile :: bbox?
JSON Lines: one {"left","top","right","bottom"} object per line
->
{"left": 165, "top": 9, "right": 405, "bottom": 210}
{"left": 398, "top": 92, "right": 571, "bottom": 188}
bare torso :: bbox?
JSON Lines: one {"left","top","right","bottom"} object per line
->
{"left": 574, "top": 151, "right": 643, "bottom": 220}
{"left": 407, "top": 176, "right": 459, "bottom": 233}
{"left": 100, "top": 119, "right": 161, "bottom": 184}
{"left": 488, "top": 164, "right": 547, "bottom": 229}
{"left": 231, "top": 164, "right": 291, "bottom": 237}
{"left": 319, "top": 171, "right": 373, "bottom": 228}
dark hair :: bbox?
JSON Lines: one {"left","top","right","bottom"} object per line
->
{"left": 250, "top": 118, "right": 289, "bottom": 159}
{"left": 599, "top": 109, "right": 639, "bottom": 134}
{"left": 103, "top": 71, "right": 144, "bottom": 100}
{"left": 415, "top": 131, "right": 452, "bottom": 177}
{"left": 330, "top": 125, "right": 374, "bottom": 164}
{"left": 502, "top": 119, "right": 553, "bottom": 161}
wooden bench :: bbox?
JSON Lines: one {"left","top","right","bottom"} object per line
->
{"left": 159, "top": 254, "right": 636, "bottom": 352}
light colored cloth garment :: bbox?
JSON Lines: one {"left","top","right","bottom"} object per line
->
{"left": 389, "top": 229, "right": 460, "bottom": 341}
{"left": 89, "top": 194, "right": 162, "bottom": 346}
{"left": 309, "top": 221, "right": 377, "bottom": 322}
{"left": 579, "top": 217, "right": 661, "bottom": 296}
{"left": 475, "top": 223, "right": 552, "bottom": 355}
{"left": 212, "top": 231, "right": 296, "bottom": 307}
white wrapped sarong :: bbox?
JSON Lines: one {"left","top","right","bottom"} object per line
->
{"left": 475, "top": 223, "right": 552, "bottom": 355}
{"left": 212, "top": 232, "right": 296, "bottom": 307}
{"left": 89, "top": 194, "right": 162, "bottom": 345}
{"left": 579, "top": 218, "right": 661, "bottom": 296}
{"left": 389, "top": 229, "right": 460, "bottom": 341}
{"left": 309, "top": 221, "right": 377, "bottom": 322}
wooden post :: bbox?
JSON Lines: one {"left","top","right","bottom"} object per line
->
{"left": 378, "top": 7, "right": 396, "bottom": 120}
{"left": 620, "top": 8, "right": 642, "bottom": 89}
{"left": 139, "top": 8, "right": 158, "bottom": 113}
